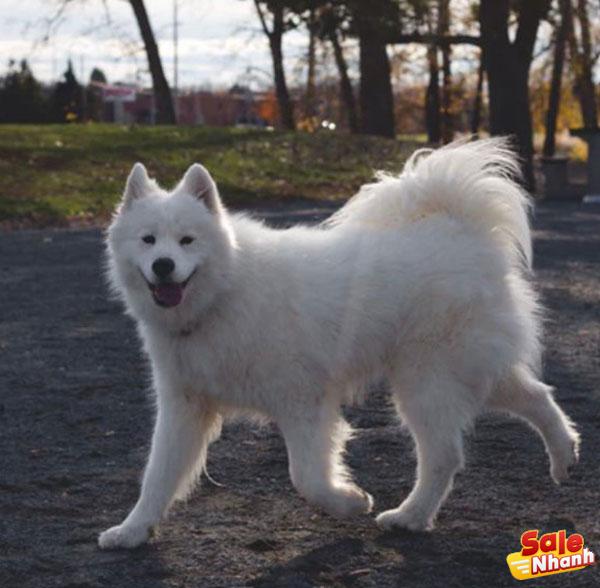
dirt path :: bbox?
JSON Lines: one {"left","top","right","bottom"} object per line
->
{"left": 0, "top": 202, "right": 598, "bottom": 588}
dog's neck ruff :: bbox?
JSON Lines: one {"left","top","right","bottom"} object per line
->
{"left": 166, "top": 300, "right": 223, "bottom": 339}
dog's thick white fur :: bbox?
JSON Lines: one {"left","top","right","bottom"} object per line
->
{"left": 99, "top": 139, "right": 579, "bottom": 550}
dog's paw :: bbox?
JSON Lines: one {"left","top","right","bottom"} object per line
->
{"left": 98, "top": 523, "right": 153, "bottom": 550}
{"left": 320, "top": 484, "right": 374, "bottom": 518}
{"left": 550, "top": 433, "right": 580, "bottom": 484}
{"left": 375, "top": 504, "right": 433, "bottom": 532}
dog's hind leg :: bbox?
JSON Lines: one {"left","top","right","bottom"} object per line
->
{"left": 376, "top": 375, "right": 474, "bottom": 532}
{"left": 278, "top": 401, "right": 373, "bottom": 518}
{"left": 98, "top": 392, "right": 221, "bottom": 550}
{"left": 486, "top": 365, "right": 580, "bottom": 484}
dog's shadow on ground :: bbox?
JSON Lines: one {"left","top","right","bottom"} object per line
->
{"left": 82, "top": 543, "right": 175, "bottom": 588}
{"left": 246, "top": 528, "right": 508, "bottom": 588}
{"left": 247, "top": 518, "right": 595, "bottom": 588}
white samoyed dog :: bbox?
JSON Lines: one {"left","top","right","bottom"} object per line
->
{"left": 99, "top": 139, "right": 579, "bottom": 550}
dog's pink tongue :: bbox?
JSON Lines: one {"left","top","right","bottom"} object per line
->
{"left": 155, "top": 283, "right": 183, "bottom": 307}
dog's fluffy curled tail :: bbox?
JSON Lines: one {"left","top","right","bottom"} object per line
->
{"left": 327, "top": 138, "right": 533, "bottom": 271}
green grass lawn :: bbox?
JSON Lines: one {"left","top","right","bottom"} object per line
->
{"left": 0, "top": 124, "right": 423, "bottom": 227}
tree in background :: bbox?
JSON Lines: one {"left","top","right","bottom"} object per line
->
{"left": 424, "top": 8, "right": 442, "bottom": 143}
{"left": 0, "top": 60, "right": 48, "bottom": 123}
{"left": 567, "top": 0, "right": 598, "bottom": 128}
{"left": 50, "top": 60, "right": 83, "bottom": 122}
{"left": 437, "top": 0, "right": 453, "bottom": 143}
{"left": 349, "top": 0, "right": 398, "bottom": 137}
{"left": 304, "top": 6, "right": 318, "bottom": 120}
{"left": 480, "top": 0, "right": 551, "bottom": 191}
{"left": 90, "top": 67, "right": 107, "bottom": 84}
{"left": 410, "top": 0, "right": 455, "bottom": 143}
{"left": 379, "top": 0, "right": 483, "bottom": 143}
{"left": 43, "top": 1, "right": 175, "bottom": 123}
{"left": 470, "top": 54, "right": 485, "bottom": 136}
{"left": 543, "top": 0, "right": 571, "bottom": 157}
{"left": 7, "top": 0, "right": 580, "bottom": 164}
{"left": 282, "top": 0, "right": 321, "bottom": 130}
{"left": 128, "top": 0, "right": 176, "bottom": 124}
{"left": 87, "top": 67, "right": 108, "bottom": 122}
{"left": 393, "top": 0, "right": 443, "bottom": 142}
{"left": 306, "top": 2, "right": 358, "bottom": 133}
{"left": 254, "top": 0, "right": 297, "bottom": 130}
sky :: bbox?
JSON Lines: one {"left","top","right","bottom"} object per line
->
{"left": 0, "top": 0, "right": 534, "bottom": 93}
{"left": 0, "top": 0, "right": 310, "bottom": 89}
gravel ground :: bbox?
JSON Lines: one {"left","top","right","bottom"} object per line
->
{"left": 0, "top": 201, "right": 598, "bottom": 588}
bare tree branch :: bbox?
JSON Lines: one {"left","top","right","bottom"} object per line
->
{"left": 388, "top": 33, "right": 481, "bottom": 47}
{"left": 253, "top": 0, "right": 271, "bottom": 38}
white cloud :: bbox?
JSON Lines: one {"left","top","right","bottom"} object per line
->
{"left": 0, "top": 0, "right": 309, "bottom": 89}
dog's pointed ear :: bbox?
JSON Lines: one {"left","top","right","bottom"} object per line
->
{"left": 181, "top": 163, "right": 222, "bottom": 213}
{"left": 123, "top": 163, "right": 150, "bottom": 207}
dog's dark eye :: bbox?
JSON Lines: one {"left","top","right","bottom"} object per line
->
{"left": 180, "top": 236, "right": 194, "bottom": 246}
{"left": 142, "top": 235, "right": 155, "bottom": 245}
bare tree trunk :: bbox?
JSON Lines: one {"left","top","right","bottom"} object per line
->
{"left": 254, "top": 1, "right": 295, "bottom": 130}
{"left": 440, "top": 49, "right": 453, "bottom": 142}
{"left": 270, "top": 33, "right": 296, "bottom": 130}
{"left": 576, "top": 0, "right": 597, "bottom": 125}
{"left": 568, "top": 0, "right": 598, "bottom": 127}
{"left": 470, "top": 53, "right": 485, "bottom": 136}
{"left": 480, "top": 0, "right": 550, "bottom": 191}
{"left": 543, "top": 0, "right": 570, "bottom": 157}
{"left": 305, "top": 8, "right": 317, "bottom": 119}
{"left": 129, "top": 0, "right": 175, "bottom": 124}
{"left": 329, "top": 29, "right": 359, "bottom": 133}
{"left": 358, "top": 32, "right": 395, "bottom": 137}
{"left": 425, "top": 45, "right": 441, "bottom": 143}
{"left": 351, "top": 0, "right": 395, "bottom": 137}
{"left": 438, "top": 0, "right": 453, "bottom": 143}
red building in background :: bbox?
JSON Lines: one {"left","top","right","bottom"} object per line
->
{"left": 91, "top": 82, "right": 277, "bottom": 127}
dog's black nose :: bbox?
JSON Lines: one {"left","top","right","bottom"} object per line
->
{"left": 152, "top": 257, "right": 175, "bottom": 279}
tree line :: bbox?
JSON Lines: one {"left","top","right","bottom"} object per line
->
{"left": 3, "top": 0, "right": 599, "bottom": 191}
{"left": 250, "top": 0, "right": 598, "bottom": 189}
{"left": 0, "top": 59, "right": 108, "bottom": 124}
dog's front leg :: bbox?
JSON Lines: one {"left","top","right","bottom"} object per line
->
{"left": 279, "top": 402, "right": 373, "bottom": 518}
{"left": 98, "top": 392, "right": 220, "bottom": 550}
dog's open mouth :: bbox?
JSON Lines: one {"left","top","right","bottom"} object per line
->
{"left": 145, "top": 271, "right": 195, "bottom": 308}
